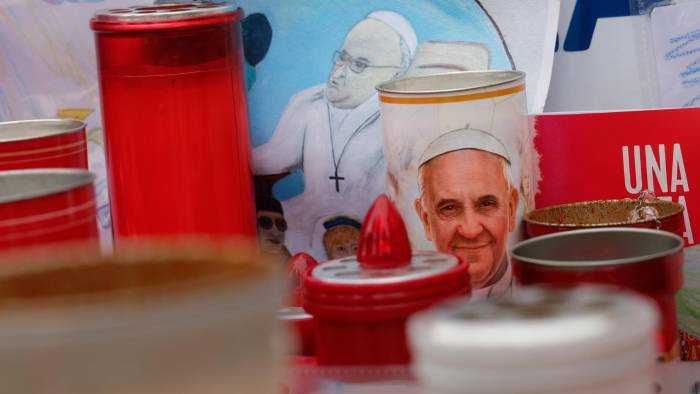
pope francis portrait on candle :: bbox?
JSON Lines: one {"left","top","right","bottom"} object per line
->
{"left": 414, "top": 128, "right": 519, "bottom": 298}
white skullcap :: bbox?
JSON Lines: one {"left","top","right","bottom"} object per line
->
{"left": 404, "top": 41, "right": 490, "bottom": 77}
{"left": 418, "top": 127, "right": 511, "bottom": 168}
{"left": 366, "top": 10, "right": 418, "bottom": 59}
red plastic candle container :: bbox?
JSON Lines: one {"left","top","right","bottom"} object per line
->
{"left": 279, "top": 254, "right": 318, "bottom": 357}
{"left": 303, "top": 195, "right": 470, "bottom": 366}
{"left": 0, "top": 169, "right": 98, "bottom": 251}
{"left": 0, "top": 119, "right": 87, "bottom": 170}
{"left": 90, "top": 3, "right": 255, "bottom": 243}
{"left": 524, "top": 199, "right": 684, "bottom": 238}
{"left": 278, "top": 307, "right": 315, "bottom": 357}
{"left": 511, "top": 228, "right": 683, "bottom": 355}
{"left": 286, "top": 253, "right": 319, "bottom": 307}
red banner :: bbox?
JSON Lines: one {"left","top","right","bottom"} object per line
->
{"left": 534, "top": 107, "right": 700, "bottom": 246}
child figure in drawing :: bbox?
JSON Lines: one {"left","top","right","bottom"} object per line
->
{"left": 252, "top": 10, "right": 417, "bottom": 260}
{"left": 322, "top": 216, "right": 362, "bottom": 260}
{"left": 256, "top": 195, "right": 292, "bottom": 263}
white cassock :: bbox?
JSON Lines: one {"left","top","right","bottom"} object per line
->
{"left": 252, "top": 84, "right": 386, "bottom": 260}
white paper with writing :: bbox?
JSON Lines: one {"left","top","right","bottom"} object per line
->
{"left": 651, "top": 2, "right": 700, "bottom": 108}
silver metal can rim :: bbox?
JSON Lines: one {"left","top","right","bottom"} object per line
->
{"left": 0, "top": 169, "right": 95, "bottom": 205}
{"left": 0, "top": 119, "right": 85, "bottom": 143}
{"left": 277, "top": 307, "right": 313, "bottom": 320}
{"left": 376, "top": 70, "right": 525, "bottom": 95}
{"left": 93, "top": 2, "right": 239, "bottom": 23}
{"left": 510, "top": 227, "right": 683, "bottom": 268}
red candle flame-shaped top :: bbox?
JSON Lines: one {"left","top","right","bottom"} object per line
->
{"left": 357, "top": 195, "right": 412, "bottom": 269}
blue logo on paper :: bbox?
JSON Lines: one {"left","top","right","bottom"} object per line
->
{"left": 558, "top": 0, "right": 670, "bottom": 52}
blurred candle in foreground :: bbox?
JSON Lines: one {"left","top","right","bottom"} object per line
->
{"left": 409, "top": 286, "right": 659, "bottom": 394}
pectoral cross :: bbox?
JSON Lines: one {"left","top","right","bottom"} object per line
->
{"left": 329, "top": 170, "right": 345, "bottom": 193}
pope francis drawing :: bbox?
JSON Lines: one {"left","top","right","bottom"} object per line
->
{"left": 252, "top": 10, "right": 417, "bottom": 260}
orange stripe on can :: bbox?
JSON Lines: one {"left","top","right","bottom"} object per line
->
{"left": 379, "top": 84, "right": 525, "bottom": 105}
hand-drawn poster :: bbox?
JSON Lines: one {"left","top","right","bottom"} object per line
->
{"left": 0, "top": 0, "right": 558, "bottom": 267}
{"left": 245, "top": 0, "right": 558, "bottom": 264}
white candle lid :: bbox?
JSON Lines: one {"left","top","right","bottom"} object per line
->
{"left": 409, "top": 286, "right": 659, "bottom": 393}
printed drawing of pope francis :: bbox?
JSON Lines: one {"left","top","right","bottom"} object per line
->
{"left": 252, "top": 10, "right": 417, "bottom": 261}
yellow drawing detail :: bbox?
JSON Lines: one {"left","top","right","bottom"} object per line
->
{"left": 57, "top": 108, "right": 93, "bottom": 121}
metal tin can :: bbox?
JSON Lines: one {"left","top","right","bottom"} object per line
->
{"left": 90, "top": 3, "right": 255, "bottom": 243}
{"left": 0, "top": 169, "right": 97, "bottom": 251}
{"left": 524, "top": 198, "right": 684, "bottom": 238}
{"left": 0, "top": 119, "right": 87, "bottom": 170}
{"left": 376, "top": 71, "right": 528, "bottom": 253}
{"left": 0, "top": 240, "right": 280, "bottom": 394}
{"left": 511, "top": 228, "right": 683, "bottom": 357}
{"left": 408, "top": 286, "right": 659, "bottom": 394}
{"left": 303, "top": 195, "right": 470, "bottom": 366}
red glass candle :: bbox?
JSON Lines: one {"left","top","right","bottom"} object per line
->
{"left": 0, "top": 119, "right": 87, "bottom": 171}
{"left": 91, "top": 3, "right": 255, "bottom": 243}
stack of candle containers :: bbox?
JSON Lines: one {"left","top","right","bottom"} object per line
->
{"left": 90, "top": 2, "right": 256, "bottom": 245}
{"left": 303, "top": 195, "right": 470, "bottom": 366}
{"left": 409, "top": 286, "right": 660, "bottom": 394}
{"left": 0, "top": 119, "right": 98, "bottom": 251}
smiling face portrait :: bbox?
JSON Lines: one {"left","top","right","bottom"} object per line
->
{"left": 326, "top": 18, "right": 404, "bottom": 109}
{"left": 415, "top": 148, "right": 518, "bottom": 289}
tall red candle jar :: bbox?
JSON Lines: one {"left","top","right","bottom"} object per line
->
{"left": 90, "top": 3, "right": 255, "bottom": 243}
{"left": 303, "top": 196, "right": 470, "bottom": 366}
{"left": 0, "top": 169, "right": 98, "bottom": 251}
{"left": 511, "top": 228, "right": 683, "bottom": 358}
{"left": 0, "top": 119, "right": 88, "bottom": 171}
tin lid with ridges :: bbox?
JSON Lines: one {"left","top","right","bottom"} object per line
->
{"left": 311, "top": 252, "right": 458, "bottom": 285}
{"left": 93, "top": 2, "right": 238, "bottom": 23}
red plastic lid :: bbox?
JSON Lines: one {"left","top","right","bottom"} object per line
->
{"left": 304, "top": 195, "right": 470, "bottom": 319}
{"left": 91, "top": 2, "right": 242, "bottom": 32}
